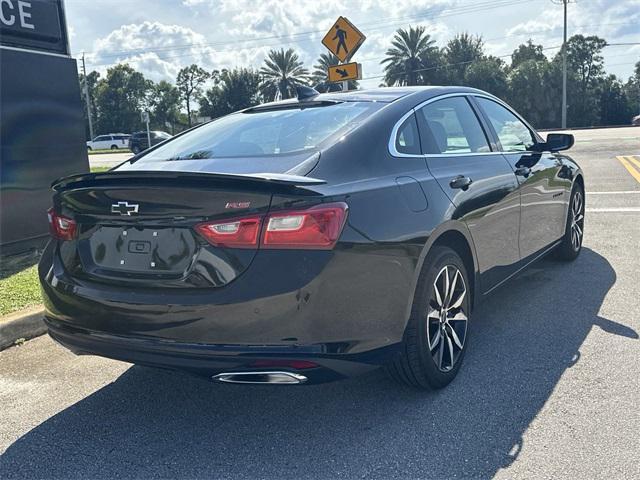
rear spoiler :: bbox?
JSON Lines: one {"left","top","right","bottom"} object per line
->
{"left": 52, "top": 170, "right": 326, "bottom": 192}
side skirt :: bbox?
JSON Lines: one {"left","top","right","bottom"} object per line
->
{"left": 482, "top": 240, "right": 562, "bottom": 297}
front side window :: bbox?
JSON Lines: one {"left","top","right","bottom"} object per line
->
{"left": 416, "top": 97, "right": 490, "bottom": 154}
{"left": 476, "top": 97, "right": 535, "bottom": 152}
{"left": 135, "top": 102, "right": 380, "bottom": 163}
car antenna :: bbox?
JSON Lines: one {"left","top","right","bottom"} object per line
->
{"left": 296, "top": 85, "right": 320, "bottom": 100}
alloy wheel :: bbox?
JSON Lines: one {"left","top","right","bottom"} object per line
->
{"left": 426, "top": 265, "right": 468, "bottom": 372}
{"left": 570, "top": 190, "right": 584, "bottom": 251}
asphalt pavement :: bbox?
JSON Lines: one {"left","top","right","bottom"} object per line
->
{"left": 1, "top": 127, "right": 639, "bottom": 479}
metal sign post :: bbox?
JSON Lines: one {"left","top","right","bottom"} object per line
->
{"left": 141, "top": 111, "right": 151, "bottom": 149}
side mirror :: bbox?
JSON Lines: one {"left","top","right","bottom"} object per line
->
{"left": 534, "top": 133, "right": 574, "bottom": 152}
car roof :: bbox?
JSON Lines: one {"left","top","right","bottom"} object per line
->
{"left": 249, "top": 86, "right": 495, "bottom": 110}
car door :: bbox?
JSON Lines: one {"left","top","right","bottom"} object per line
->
{"left": 415, "top": 95, "right": 521, "bottom": 293}
{"left": 473, "top": 96, "right": 567, "bottom": 260}
{"left": 94, "top": 135, "right": 109, "bottom": 149}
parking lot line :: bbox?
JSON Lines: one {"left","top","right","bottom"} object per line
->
{"left": 585, "top": 208, "right": 640, "bottom": 212}
{"left": 616, "top": 156, "right": 640, "bottom": 183}
{"left": 586, "top": 191, "right": 640, "bottom": 195}
{"left": 626, "top": 155, "right": 640, "bottom": 170}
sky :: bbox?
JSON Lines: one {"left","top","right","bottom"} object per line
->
{"left": 64, "top": 0, "right": 640, "bottom": 88}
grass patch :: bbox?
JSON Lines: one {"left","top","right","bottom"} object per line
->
{"left": 90, "top": 166, "right": 111, "bottom": 173}
{"left": 0, "top": 259, "right": 42, "bottom": 316}
{"left": 88, "top": 148, "right": 131, "bottom": 155}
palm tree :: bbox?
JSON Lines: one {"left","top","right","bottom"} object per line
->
{"left": 311, "top": 52, "right": 359, "bottom": 91}
{"left": 259, "top": 48, "right": 309, "bottom": 100}
{"left": 381, "top": 26, "right": 439, "bottom": 86}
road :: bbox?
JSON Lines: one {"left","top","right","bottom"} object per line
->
{"left": 1, "top": 127, "right": 639, "bottom": 479}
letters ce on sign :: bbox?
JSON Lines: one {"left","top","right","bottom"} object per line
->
{"left": 321, "top": 16, "right": 366, "bottom": 63}
{"left": 0, "top": 0, "right": 69, "bottom": 55}
{"left": 328, "top": 62, "right": 362, "bottom": 83}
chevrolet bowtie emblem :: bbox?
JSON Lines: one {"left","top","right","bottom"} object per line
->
{"left": 111, "top": 201, "right": 139, "bottom": 216}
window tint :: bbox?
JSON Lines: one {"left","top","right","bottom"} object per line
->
{"left": 476, "top": 97, "right": 535, "bottom": 152}
{"left": 417, "top": 97, "right": 490, "bottom": 154}
{"left": 394, "top": 114, "right": 421, "bottom": 155}
{"left": 138, "top": 102, "right": 379, "bottom": 162}
{"left": 94, "top": 136, "right": 107, "bottom": 141}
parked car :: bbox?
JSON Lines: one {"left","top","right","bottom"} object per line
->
{"left": 86, "top": 134, "right": 130, "bottom": 150}
{"left": 128, "top": 130, "right": 172, "bottom": 154}
{"left": 40, "top": 86, "right": 583, "bottom": 389}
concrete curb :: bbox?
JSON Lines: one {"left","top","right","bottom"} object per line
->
{"left": 0, "top": 306, "right": 46, "bottom": 351}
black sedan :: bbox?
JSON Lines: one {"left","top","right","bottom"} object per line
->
{"left": 40, "top": 86, "right": 584, "bottom": 389}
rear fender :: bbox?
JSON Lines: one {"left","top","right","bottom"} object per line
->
{"left": 402, "top": 220, "right": 480, "bottom": 330}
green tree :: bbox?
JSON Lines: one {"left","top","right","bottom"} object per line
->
{"left": 557, "top": 34, "right": 607, "bottom": 126}
{"left": 624, "top": 60, "right": 640, "bottom": 117}
{"left": 94, "top": 64, "right": 150, "bottom": 134}
{"left": 465, "top": 56, "right": 508, "bottom": 97}
{"left": 259, "top": 48, "right": 309, "bottom": 100}
{"left": 507, "top": 59, "right": 559, "bottom": 128}
{"left": 201, "top": 68, "right": 262, "bottom": 119}
{"left": 598, "top": 74, "right": 634, "bottom": 126}
{"left": 311, "top": 52, "right": 358, "bottom": 91}
{"left": 381, "top": 26, "right": 440, "bottom": 86}
{"left": 511, "top": 40, "right": 546, "bottom": 69}
{"left": 443, "top": 33, "right": 484, "bottom": 85}
{"left": 149, "top": 80, "right": 181, "bottom": 132}
{"left": 176, "top": 64, "right": 210, "bottom": 126}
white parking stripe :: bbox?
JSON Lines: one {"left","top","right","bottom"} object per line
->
{"left": 586, "top": 208, "right": 640, "bottom": 212}
{"left": 586, "top": 191, "right": 640, "bottom": 195}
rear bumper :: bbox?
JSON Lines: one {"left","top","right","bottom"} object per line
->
{"left": 45, "top": 318, "right": 397, "bottom": 384}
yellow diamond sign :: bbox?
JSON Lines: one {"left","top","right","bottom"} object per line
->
{"left": 321, "top": 16, "right": 366, "bottom": 63}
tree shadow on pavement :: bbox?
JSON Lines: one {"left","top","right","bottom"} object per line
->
{"left": 0, "top": 248, "right": 637, "bottom": 479}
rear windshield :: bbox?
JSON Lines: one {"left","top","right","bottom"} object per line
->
{"left": 134, "top": 102, "right": 379, "bottom": 163}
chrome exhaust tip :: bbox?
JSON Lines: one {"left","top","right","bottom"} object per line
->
{"left": 212, "top": 371, "right": 308, "bottom": 385}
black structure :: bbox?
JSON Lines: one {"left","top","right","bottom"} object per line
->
{"left": 39, "top": 87, "right": 583, "bottom": 389}
{"left": 1, "top": 0, "right": 88, "bottom": 256}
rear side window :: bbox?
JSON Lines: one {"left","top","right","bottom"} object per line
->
{"left": 394, "top": 114, "right": 421, "bottom": 155}
{"left": 475, "top": 97, "right": 535, "bottom": 152}
{"left": 416, "top": 97, "right": 490, "bottom": 154}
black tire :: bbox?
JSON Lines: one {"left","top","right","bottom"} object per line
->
{"left": 387, "top": 246, "right": 471, "bottom": 390}
{"left": 110, "top": 145, "right": 118, "bottom": 150}
{"left": 131, "top": 146, "right": 140, "bottom": 154}
{"left": 554, "top": 184, "right": 584, "bottom": 261}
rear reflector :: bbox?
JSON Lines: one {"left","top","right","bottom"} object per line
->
{"left": 262, "top": 203, "right": 348, "bottom": 250}
{"left": 195, "top": 202, "right": 348, "bottom": 250}
{"left": 47, "top": 208, "right": 77, "bottom": 241}
{"left": 194, "top": 216, "right": 261, "bottom": 248}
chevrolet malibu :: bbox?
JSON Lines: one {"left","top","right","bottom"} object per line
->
{"left": 40, "top": 86, "right": 584, "bottom": 389}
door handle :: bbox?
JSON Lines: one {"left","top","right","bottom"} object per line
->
{"left": 515, "top": 166, "right": 531, "bottom": 177}
{"left": 449, "top": 175, "right": 473, "bottom": 190}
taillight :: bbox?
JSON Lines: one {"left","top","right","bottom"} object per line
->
{"left": 194, "top": 216, "right": 262, "bottom": 248}
{"left": 195, "top": 202, "right": 348, "bottom": 250}
{"left": 47, "top": 208, "right": 77, "bottom": 240}
{"left": 262, "top": 203, "right": 348, "bottom": 249}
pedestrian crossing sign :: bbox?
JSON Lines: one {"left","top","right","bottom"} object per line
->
{"left": 321, "top": 16, "right": 366, "bottom": 63}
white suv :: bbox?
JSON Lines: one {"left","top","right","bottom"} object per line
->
{"left": 86, "top": 134, "right": 130, "bottom": 150}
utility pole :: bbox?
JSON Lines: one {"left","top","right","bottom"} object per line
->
{"left": 561, "top": 0, "right": 568, "bottom": 129}
{"left": 81, "top": 53, "right": 94, "bottom": 140}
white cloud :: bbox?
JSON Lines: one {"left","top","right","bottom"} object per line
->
{"left": 75, "top": 0, "right": 639, "bottom": 86}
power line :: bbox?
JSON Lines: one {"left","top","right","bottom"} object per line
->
{"left": 80, "top": 0, "right": 539, "bottom": 63}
